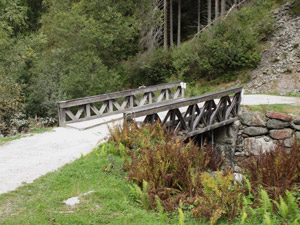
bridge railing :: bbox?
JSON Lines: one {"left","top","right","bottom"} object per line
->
{"left": 124, "top": 87, "right": 243, "bottom": 137}
{"left": 57, "top": 81, "right": 186, "bottom": 126}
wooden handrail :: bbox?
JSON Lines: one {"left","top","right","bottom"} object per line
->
{"left": 58, "top": 81, "right": 186, "bottom": 126}
{"left": 124, "top": 87, "right": 243, "bottom": 137}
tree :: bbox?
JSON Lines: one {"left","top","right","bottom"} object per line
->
{"left": 221, "top": 0, "right": 226, "bottom": 16}
{"left": 164, "top": 0, "right": 168, "bottom": 50}
{"left": 215, "top": 0, "right": 219, "bottom": 20}
{"left": 198, "top": 0, "right": 201, "bottom": 32}
{"left": 208, "top": 0, "right": 212, "bottom": 24}
{"left": 170, "top": 0, "right": 174, "bottom": 47}
{"left": 177, "top": 0, "right": 181, "bottom": 46}
{"left": 139, "top": 0, "right": 164, "bottom": 50}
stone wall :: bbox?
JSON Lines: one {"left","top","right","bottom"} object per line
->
{"left": 213, "top": 111, "right": 300, "bottom": 170}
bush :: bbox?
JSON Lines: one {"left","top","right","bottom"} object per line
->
{"left": 192, "top": 171, "right": 246, "bottom": 224}
{"left": 108, "top": 122, "right": 223, "bottom": 212}
{"left": 0, "top": 72, "right": 24, "bottom": 136}
{"left": 125, "top": 49, "right": 175, "bottom": 86}
{"left": 241, "top": 143, "right": 300, "bottom": 200}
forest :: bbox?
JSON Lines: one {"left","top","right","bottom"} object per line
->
{"left": 0, "top": 0, "right": 282, "bottom": 135}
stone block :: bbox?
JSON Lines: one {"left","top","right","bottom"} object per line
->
{"left": 269, "top": 128, "right": 293, "bottom": 140}
{"left": 267, "top": 119, "right": 290, "bottom": 129}
{"left": 244, "top": 137, "right": 277, "bottom": 155}
{"left": 266, "top": 111, "right": 293, "bottom": 121}
{"left": 239, "top": 113, "right": 266, "bottom": 127}
{"left": 243, "top": 127, "right": 268, "bottom": 136}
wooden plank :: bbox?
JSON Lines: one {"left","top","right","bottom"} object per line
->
{"left": 99, "top": 102, "right": 108, "bottom": 114}
{"left": 90, "top": 104, "right": 100, "bottom": 116}
{"left": 65, "top": 109, "right": 77, "bottom": 121}
{"left": 85, "top": 104, "right": 91, "bottom": 118}
{"left": 209, "top": 97, "right": 226, "bottom": 125}
{"left": 188, "top": 117, "right": 238, "bottom": 136}
{"left": 58, "top": 107, "right": 66, "bottom": 126}
{"left": 58, "top": 81, "right": 185, "bottom": 108}
{"left": 75, "top": 106, "right": 85, "bottom": 119}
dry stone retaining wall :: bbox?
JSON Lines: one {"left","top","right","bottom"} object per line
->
{"left": 214, "top": 111, "right": 300, "bottom": 169}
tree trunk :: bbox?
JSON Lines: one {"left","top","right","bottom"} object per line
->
{"left": 177, "top": 0, "right": 181, "bottom": 46}
{"left": 208, "top": 0, "right": 211, "bottom": 24}
{"left": 198, "top": 0, "right": 201, "bottom": 32}
{"left": 215, "top": 0, "right": 219, "bottom": 20}
{"left": 221, "top": 0, "right": 226, "bottom": 16}
{"left": 170, "top": 0, "right": 174, "bottom": 47}
{"left": 164, "top": 0, "right": 168, "bottom": 50}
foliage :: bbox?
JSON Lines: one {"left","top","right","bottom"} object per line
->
{"left": 289, "top": 1, "right": 300, "bottom": 16}
{"left": 241, "top": 143, "right": 300, "bottom": 200}
{"left": 125, "top": 49, "right": 174, "bottom": 86}
{"left": 240, "top": 187, "right": 300, "bottom": 225}
{"left": 192, "top": 171, "right": 245, "bottom": 224}
{"left": 108, "top": 122, "right": 223, "bottom": 212}
{"left": 0, "top": 72, "right": 24, "bottom": 135}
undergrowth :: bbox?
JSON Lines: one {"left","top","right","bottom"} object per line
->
{"left": 97, "top": 122, "right": 300, "bottom": 224}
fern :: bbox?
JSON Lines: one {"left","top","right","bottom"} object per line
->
{"left": 274, "top": 195, "right": 288, "bottom": 220}
{"left": 286, "top": 191, "right": 300, "bottom": 220}
{"left": 240, "top": 208, "right": 248, "bottom": 225}
{"left": 129, "top": 181, "right": 150, "bottom": 210}
{"left": 155, "top": 195, "right": 166, "bottom": 223}
{"left": 178, "top": 207, "right": 185, "bottom": 225}
{"left": 263, "top": 213, "right": 272, "bottom": 225}
{"left": 259, "top": 188, "right": 273, "bottom": 215}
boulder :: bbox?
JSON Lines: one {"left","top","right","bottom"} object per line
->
{"left": 267, "top": 119, "right": 290, "bottom": 129}
{"left": 284, "top": 137, "right": 295, "bottom": 148}
{"left": 293, "top": 118, "right": 300, "bottom": 125}
{"left": 291, "top": 121, "right": 300, "bottom": 131}
{"left": 243, "top": 127, "right": 268, "bottom": 136}
{"left": 266, "top": 111, "right": 293, "bottom": 121}
{"left": 269, "top": 129, "right": 293, "bottom": 140}
{"left": 244, "top": 137, "right": 277, "bottom": 155}
{"left": 239, "top": 113, "right": 266, "bottom": 127}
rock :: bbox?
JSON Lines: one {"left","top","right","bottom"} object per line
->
{"left": 63, "top": 197, "right": 80, "bottom": 207}
{"left": 293, "top": 118, "right": 300, "bottom": 125}
{"left": 267, "top": 119, "right": 290, "bottom": 129}
{"left": 234, "top": 173, "right": 243, "bottom": 182}
{"left": 284, "top": 137, "right": 295, "bottom": 148}
{"left": 234, "top": 166, "right": 242, "bottom": 173}
{"left": 243, "top": 127, "right": 268, "bottom": 136}
{"left": 244, "top": 137, "right": 277, "bottom": 155}
{"left": 239, "top": 113, "right": 266, "bottom": 127}
{"left": 266, "top": 111, "right": 293, "bottom": 121}
{"left": 264, "top": 136, "right": 271, "bottom": 142}
{"left": 291, "top": 122, "right": 300, "bottom": 131}
{"left": 296, "top": 132, "right": 300, "bottom": 138}
{"left": 269, "top": 129, "right": 293, "bottom": 140}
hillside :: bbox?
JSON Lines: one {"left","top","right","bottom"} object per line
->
{"left": 245, "top": 1, "right": 300, "bottom": 95}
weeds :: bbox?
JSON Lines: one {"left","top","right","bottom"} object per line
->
{"left": 241, "top": 143, "right": 300, "bottom": 200}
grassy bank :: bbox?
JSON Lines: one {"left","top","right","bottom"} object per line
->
{"left": 0, "top": 152, "right": 201, "bottom": 225}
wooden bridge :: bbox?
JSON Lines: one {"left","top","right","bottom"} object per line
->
{"left": 58, "top": 82, "right": 242, "bottom": 137}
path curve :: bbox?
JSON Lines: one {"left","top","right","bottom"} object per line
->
{"left": 0, "top": 95, "right": 299, "bottom": 194}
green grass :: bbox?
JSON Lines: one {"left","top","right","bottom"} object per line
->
{"left": 242, "top": 104, "right": 300, "bottom": 116}
{"left": 0, "top": 153, "right": 202, "bottom": 225}
{"left": 0, "top": 134, "right": 23, "bottom": 146}
{"left": 0, "top": 127, "right": 54, "bottom": 146}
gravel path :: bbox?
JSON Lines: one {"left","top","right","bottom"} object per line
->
{"left": 0, "top": 94, "right": 299, "bottom": 195}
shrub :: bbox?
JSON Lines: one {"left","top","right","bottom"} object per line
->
{"left": 108, "top": 122, "right": 223, "bottom": 212}
{"left": 241, "top": 143, "right": 300, "bottom": 200}
{"left": 0, "top": 72, "right": 24, "bottom": 136}
{"left": 192, "top": 171, "right": 246, "bottom": 224}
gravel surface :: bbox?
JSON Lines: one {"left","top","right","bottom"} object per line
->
{"left": 0, "top": 95, "right": 299, "bottom": 195}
